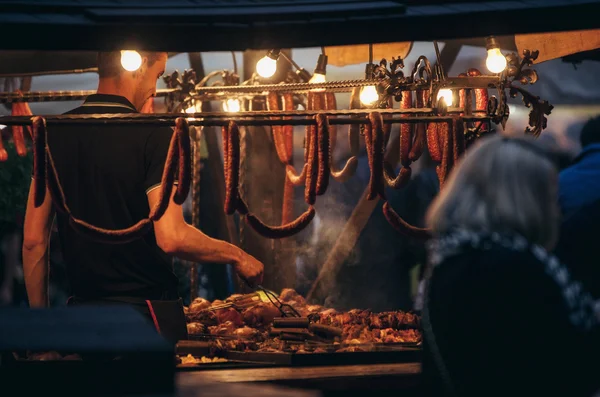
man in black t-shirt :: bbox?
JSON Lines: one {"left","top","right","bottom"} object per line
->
{"left": 22, "top": 52, "right": 263, "bottom": 316}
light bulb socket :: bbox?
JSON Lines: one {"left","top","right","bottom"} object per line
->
{"left": 296, "top": 68, "right": 312, "bottom": 83}
{"left": 266, "top": 49, "right": 281, "bottom": 61}
{"left": 313, "top": 54, "right": 328, "bottom": 76}
{"left": 485, "top": 36, "right": 500, "bottom": 51}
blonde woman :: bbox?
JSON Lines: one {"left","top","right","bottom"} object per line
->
{"left": 421, "top": 136, "right": 599, "bottom": 397}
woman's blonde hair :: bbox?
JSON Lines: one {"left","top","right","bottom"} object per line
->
{"left": 426, "top": 135, "right": 559, "bottom": 249}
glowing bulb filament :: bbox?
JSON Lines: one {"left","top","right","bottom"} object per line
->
{"left": 120, "top": 50, "right": 142, "bottom": 72}
{"left": 437, "top": 89, "right": 453, "bottom": 107}
{"left": 486, "top": 48, "right": 507, "bottom": 74}
{"left": 309, "top": 73, "right": 326, "bottom": 92}
{"left": 360, "top": 86, "right": 378, "bottom": 106}
{"left": 256, "top": 56, "right": 277, "bottom": 78}
{"left": 223, "top": 99, "right": 241, "bottom": 113}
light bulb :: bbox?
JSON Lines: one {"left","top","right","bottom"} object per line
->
{"left": 120, "top": 50, "right": 142, "bottom": 72}
{"left": 437, "top": 89, "right": 453, "bottom": 107}
{"left": 309, "top": 73, "right": 326, "bottom": 92}
{"left": 360, "top": 86, "right": 378, "bottom": 106}
{"left": 309, "top": 73, "right": 326, "bottom": 85}
{"left": 223, "top": 99, "right": 241, "bottom": 113}
{"left": 486, "top": 48, "right": 507, "bottom": 73}
{"left": 256, "top": 56, "right": 277, "bottom": 78}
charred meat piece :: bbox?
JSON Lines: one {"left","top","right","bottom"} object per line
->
{"left": 215, "top": 307, "right": 244, "bottom": 327}
{"left": 225, "top": 294, "right": 244, "bottom": 303}
{"left": 187, "top": 310, "right": 219, "bottom": 326}
{"left": 209, "top": 321, "right": 238, "bottom": 336}
{"left": 242, "top": 302, "right": 281, "bottom": 328}
{"left": 189, "top": 297, "right": 211, "bottom": 312}
{"left": 186, "top": 322, "right": 206, "bottom": 335}
{"left": 279, "top": 288, "right": 302, "bottom": 302}
{"left": 233, "top": 326, "right": 262, "bottom": 340}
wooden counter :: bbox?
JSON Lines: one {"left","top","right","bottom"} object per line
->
{"left": 178, "top": 362, "right": 422, "bottom": 397}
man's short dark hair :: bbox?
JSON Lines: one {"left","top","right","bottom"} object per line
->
{"left": 97, "top": 51, "right": 163, "bottom": 78}
{"left": 580, "top": 115, "right": 600, "bottom": 147}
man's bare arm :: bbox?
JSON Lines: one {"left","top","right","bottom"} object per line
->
{"left": 22, "top": 181, "right": 54, "bottom": 308}
{"left": 148, "top": 189, "right": 263, "bottom": 286}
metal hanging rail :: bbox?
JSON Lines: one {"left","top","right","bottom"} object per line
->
{"left": 0, "top": 108, "right": 489, "bottom": 127}
{"left": 0, "top": 88, "right": 181, "bottom": 104}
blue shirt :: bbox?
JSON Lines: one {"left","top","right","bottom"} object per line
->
{"left": 558, "top": 143, "right": 600, "bottom": 217}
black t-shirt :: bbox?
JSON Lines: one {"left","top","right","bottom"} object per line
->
{"left": 45, "top": 94, "right": 178, "bottom": 300}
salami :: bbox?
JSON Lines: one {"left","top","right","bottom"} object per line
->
{"left": 435, "top": 120, "right": 454, "bottom": 189}
{"left": 281, "top": 93, "right": 295, "bottom": 225}
{"left": 70, "top": 217, "right": 153, "bottom": 244}
{"left": 0, "top": 133, "right": 8, "bottom": 162}
{"left": 33, "top": 116, "right": 190, "bottom": 244}
{"left": 267, "top": 92, "right": 289, "bottom": 164}
{"left": 315, "top": 113, "right": 330, "bottom": 195}
{"left": 149, "top": 132, "right": 179, "bottom": 220}
{"left": 304, "top": 115, "right": 319, "bottom": 205}
{"left": 329, "top": 88, "right": 359, "bottom": 182}
{"left": 424, "top": 88, "right": 442, "bottom": 162}
{"left": 223, "top": 121, "right": 240, "bottom": 215}
{"left": 383, "top": 164, "right": 411, "bottom": 190}
{"left": 174, "top": 117, "right": 192, "bottom": 205}
{"left": 382, "top": 202, "right": 431, "bottom": 240}
{"left": 452, "top": 116, "right": 466, "bottom": 165}
{"left": 349, "top": 87, "right": 361, "bottom": 155}
{"left": 399, "top": 91, "right": 413, "bottom": 168}
{"left": 409, "top": 89, "right": 426, "bottom": 162}
{"left": 368, "top": 112, "right": 385, "bottom": 200}
{"left": 467, "top": 68, "right": 489, "bottom": 133}
{"left": 245, "top": 205, "right": 316, "bottom": 239}
{"left": 11, "top": 97, "right": 32, "bottom": 157}
{"left": 32, "top": 117, "right": 47, "bottom": 208}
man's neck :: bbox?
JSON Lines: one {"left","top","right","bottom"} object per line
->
{"left": 96, "top": 78, "right": 136, "bottom": 109}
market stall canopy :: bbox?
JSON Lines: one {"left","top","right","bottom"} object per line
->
{"left": 0, "top": 51, "right": 180, "bottom": 76}
{"left": 324, "top": 36, "right": 516, "bottom": 67}
{"left": 0, "top": 0, "right": 598, "bottom": 51}
{"left": 515, "top": 29, "right": 600, "bottom": 63}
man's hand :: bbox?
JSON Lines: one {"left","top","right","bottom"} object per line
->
{"left": 233, "top": 253, "right": 264, "bottom": 287}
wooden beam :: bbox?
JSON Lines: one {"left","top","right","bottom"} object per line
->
{"left": 515, "top": 29, "right": 600, "bottom": 64}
